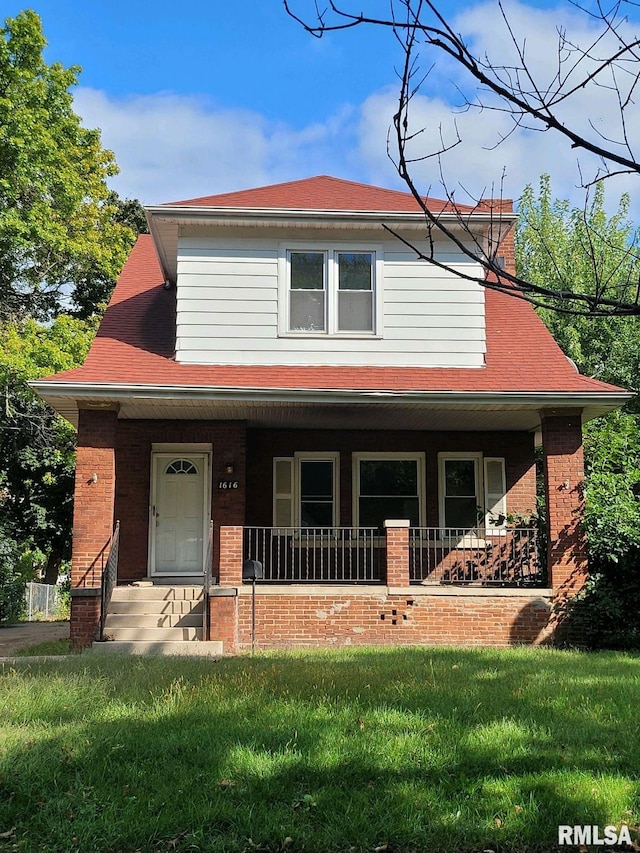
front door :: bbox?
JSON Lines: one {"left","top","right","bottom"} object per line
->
{"left": 151, "top": 453, "right": 208, "bottom": 575}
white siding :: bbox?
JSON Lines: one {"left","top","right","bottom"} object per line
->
{"left": 174, "top": 233, "right": 486, "bottom": 367}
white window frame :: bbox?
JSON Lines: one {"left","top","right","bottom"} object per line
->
{"left": 438, "top": 452, "right": 507, "bottom": 534}
{"left": 278, "top": 241, "right": 384, "bottom": 337}
{"left": 272, "top": 452, "right": 340, "bottom": 528}
{"left": 352, "top": 452, "right": 426, "bottom": 529}
{"left": 438, "top": 452, "right": 483, "bottom": 532}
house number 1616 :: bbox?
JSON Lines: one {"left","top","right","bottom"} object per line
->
{"left": 218, "top": 480, "right": 239, "bottom": 490}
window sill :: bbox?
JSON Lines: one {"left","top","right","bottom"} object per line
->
{"left": 279, "top": 332, "right": 382, "bottom": 340}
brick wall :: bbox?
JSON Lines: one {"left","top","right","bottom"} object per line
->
{"left": 209, "top": 593, "right": 238, "bottom": 651}
{"left": 69, "top": 592, "right": 101, "bottom": 649}
{"left": 246, "top": 428, "right": 536, "bottom": 526}
{"left": 212, "top": 520, "right": 558, "bottom": 652}
{"left": 114, "top": 420, "right": 247, "bottom": 581}
{"left": 108, "top": 423, "right": 534, "bottom": 582}
{"left": 228, "top": 589, "right": 552, "bottom": 651}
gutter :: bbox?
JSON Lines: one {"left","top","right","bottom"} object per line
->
{"left": 30, "top": 379, "right": 633, "bottom": 409}
{"left": 145, "top": 205, "right": 517, "bottom": 225}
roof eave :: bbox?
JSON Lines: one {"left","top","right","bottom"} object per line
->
{"left": 146, "top": 204, "right": 515, "bottom": 285}
{"left": 147, "top": 204, "right": 515, "bottom": 222}
{"left": 31, "top": 379, "right": 632, "bottom": 408}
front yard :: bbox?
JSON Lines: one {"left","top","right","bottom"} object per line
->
{"left": 0, "top": 647, "right": 638, "bottom": 852}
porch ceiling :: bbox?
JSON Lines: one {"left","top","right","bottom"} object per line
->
{"left": 37, "top": 386, "right": 623, "bottom": 432}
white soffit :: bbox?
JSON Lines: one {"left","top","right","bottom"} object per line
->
{"left": 146, "top": 206, "right": 501, "bottom": 286}
{"left": 33, "top": 385, "right": 629, "bottom": 432}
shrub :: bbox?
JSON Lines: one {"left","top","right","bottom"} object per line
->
{"left": 567, "top": 548, "right": 640, "bottom": 650}
{"left": 0, "top": 534, "right": 27, "bottom": 624}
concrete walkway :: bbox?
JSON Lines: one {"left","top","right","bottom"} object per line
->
{"left": 0, "top": 621, "right": 69, "bottom": 657}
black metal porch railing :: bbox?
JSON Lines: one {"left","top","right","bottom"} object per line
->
{"left": 409, "top": 526, "right": 546, "bottom": 586}
{"left": 243, "top": 527, "right": 382, "bottom": 583}
{"left": 99, "top": 520, "right": 120, "bottom": 640}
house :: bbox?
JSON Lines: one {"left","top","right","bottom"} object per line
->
{"left": 33, "top": 176, "right": 630, "bottom": 652}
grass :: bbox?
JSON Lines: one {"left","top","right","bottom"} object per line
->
{"left": 0, "top": 646, "right": 639, "bottom": 853}
{"left": 13, "top": 638, "right": 72, "bottom": 656}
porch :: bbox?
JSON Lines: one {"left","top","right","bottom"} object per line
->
{"left": 67, "top": 410, "right": 587, "bottom": 650}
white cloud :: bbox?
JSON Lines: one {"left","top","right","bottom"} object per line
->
{"left": 73, "top": 89, "right": 364, "bottom": 204}
{"left": 356, "top": 0, "right": 640, "bottom": 212}
{"left": 74, "top": 0, "right": 640, "bottom": 216}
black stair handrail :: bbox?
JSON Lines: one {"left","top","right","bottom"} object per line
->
{"left": 100, "top": 521, "right": 120, "bottom": 641}
{"left": 203, "top": 520, "right": 214, "bottom": 641}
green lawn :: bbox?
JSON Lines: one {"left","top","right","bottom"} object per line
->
{"left": 0, "top": 647, "right": 638, "bottom": 853}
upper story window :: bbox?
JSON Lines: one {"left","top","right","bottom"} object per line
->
{"left": 282, "top": 244, "right": 381, "bottom": 336}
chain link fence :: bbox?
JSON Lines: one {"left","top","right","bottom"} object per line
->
{"left": 24, "top": 583, "right": 66, "bottom": 621}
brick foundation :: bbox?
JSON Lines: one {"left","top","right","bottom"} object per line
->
{"left": 220, "top": 587, "right": 553, "bottom": 651}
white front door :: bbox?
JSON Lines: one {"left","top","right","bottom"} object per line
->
{"left": 151, "top": 453, "right": 208, "bottom": 575}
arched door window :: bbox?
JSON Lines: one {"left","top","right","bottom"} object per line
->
{"left": 165, "top": 459, "right": 198, "bottom": 476}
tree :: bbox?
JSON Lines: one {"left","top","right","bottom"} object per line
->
{"left": 517, "top": 176, "right": 640, "bottom": 392}
{"left": 0, "top": 12, "right": 147, "bottom": 584}
{"left": 515, "top": 176, "right": 640, "bottom": 647}
{"left": 0, "top": 10, "right": 135, "bottom": 321}
{"left": 0, "top": 316, "right": 98, "bottom": 584}
{"left": 286, "top": 0, "right": 640, "bottom": 316}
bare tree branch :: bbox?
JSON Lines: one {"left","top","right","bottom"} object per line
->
{"left": 285, "top": 0, "right": 640, "bottom": 316}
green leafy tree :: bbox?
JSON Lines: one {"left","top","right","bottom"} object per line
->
{"left": 0, "top": 530, "right": 25, "bottom": 623}
{"left": 517, "top": 178, "right": 640, "bottom": 393}
{"left": 0, "top": 10, "right": 135, "bottom": 320}
{"left": 0, "top": 316, "right": 97, "bottom": 583}
{"left": 516, "top": 177, "right": 640, "bottom": 647}
{"left": 0, "top": 12, "right": 147, "bottom": 586}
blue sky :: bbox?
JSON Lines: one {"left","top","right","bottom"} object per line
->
{"left": 6, "top": 1, "right": 640, "bottom": 209}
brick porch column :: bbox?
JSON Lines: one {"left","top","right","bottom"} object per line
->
{"left": 70, "top": 406, "right": 118, "bottom": 648}
{"left": 71, "top": 408, "right": 118, "bottom": 588}
{"left": 218, "top": 525, "right": 243, "bottom": 586}
{"left": 541, "top": 411, "right": 587, "bottom": 597}
{"left": 385, "top": 520, "right": 411, "bottom": 587}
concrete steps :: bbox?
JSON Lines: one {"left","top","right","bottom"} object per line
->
{"left": 105, "top": 613, "right": 203, "bottom": 629}
{"left": 92, "top": 641, "right": 223, "bottom": 657}
{"left": 95, "top": 584, "right": 220, "bottom": 655}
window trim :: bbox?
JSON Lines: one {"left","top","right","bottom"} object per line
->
{"left": 272, "top": 452, "right": 340, "bottom": 528}
{"left": 278, "top": 241, "right": 384, "bottom": 338}
{"left": 352, "top": 452, "right": 426, "bottom": 529}
{"left": 437, "top": 452, "right": 510, "bottom": 534}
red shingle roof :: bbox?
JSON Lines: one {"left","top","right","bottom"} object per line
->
{"left": 163, "top": 175, "right": 484, "bottom": 214}
{"left": 41, "top": 234, "right": 623, "bottom": 395}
